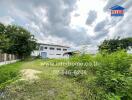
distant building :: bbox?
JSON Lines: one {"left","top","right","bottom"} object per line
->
{"left": 127, "top": 47, "right": 132, "bottom": 54}
{"left": 110, "top": 5, "right": 125, "bottom": 16}
{"left": 31, "top": 43, "right": 70, "bottom": 58}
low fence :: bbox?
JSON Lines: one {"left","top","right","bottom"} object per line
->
{"left": 0, "top": 53, "right": 19, "bottom": 66}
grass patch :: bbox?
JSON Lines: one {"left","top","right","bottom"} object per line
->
{"left": 0, "top": 61, "right": 23, "bottom": 89}
{"left": 0, "top": 51, "right": 132, "bottom": 100}
{"left": 0, "top": 59, "right": 89, "bottom": 100}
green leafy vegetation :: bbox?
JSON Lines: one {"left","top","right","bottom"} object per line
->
{"left": 0, "top": 59, "right": 88, "bottom": 100}
{"left": 0, "top": 51, "right": 132, "bottom": 100}
{"left": 0, "top": 23, "right": 37, "bottom": 58}
{"left": 99, "top": 37, "right": 132, "bottom": 53}
{"left": 0, "top": 62, "right": 23, "bottom": 89}
{"left": 66, "top": 51, "right": 132, "bottom": 100}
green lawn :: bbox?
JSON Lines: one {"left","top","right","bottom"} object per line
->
{"left": 0, "top": 59, "right": 90, "bottom": 100}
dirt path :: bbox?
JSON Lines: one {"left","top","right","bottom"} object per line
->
{"left": 20, "top": 69, "right": 41, "bottom": 81}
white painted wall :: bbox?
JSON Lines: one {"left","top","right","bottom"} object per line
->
{"left": 31, "top": 44, "right": 70, "bottom": 58}
{"left": 31, "top": 50, "right": 40, "bottom": 56}
{"left": 0, "top": 60, "right": 19, "bottom": 66}
{"left": 127, "top": 49, "right": 132, "bottom": 54}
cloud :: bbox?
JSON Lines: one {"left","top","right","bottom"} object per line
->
{"left": 123, "top": 0, "right": 132, "bottom": 10}
{"left": 93, "top": 18, "right": 110, "bottom": 39}
{"left": 103, "top": 0, "right": 132, "bottom": 12}
{"left": 86, "top": 10, "right": 97, "bottom": 25}
{"left": 94, "top": 0, "right": 132, "bottom": 39}
{"left": 109, "top": 7, "right": 132, "bottom": 38}
{"left": 29, "top": 0, "right": 91, "bottom": 45}
{"left": 103, "top": 0, "right": 127, "bottom": 12}
{"left": 74, "top": 13, "right": 80, "bottom": 17}
{"left": 94, "top": 19, "right": 108, "bottom": 32}
{"left": 0, "top": 0, "right": 131, "bottom": 53}
{"left": 0, "top": 16, "right": 14, "bottom": 25}
{"left": 0, "top": 0, "right": 92, "bottom": 46}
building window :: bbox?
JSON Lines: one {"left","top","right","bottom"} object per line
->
{"left": 63, "top": 49, "right": 67, "bottom": 51}
{"left": 44, "top": 47, "right": 47, "bottom": 49}
{"left": 57, "top": 48, "right": 61, "bottom": 51}
{"left": 56, "top": 54, "right": 61, "bottom": 55}
{"left": 50, "top": 47, "right": 54, "bottom": 50}
{"left": 40, "top": 46, "right": 43, "bottom": 51}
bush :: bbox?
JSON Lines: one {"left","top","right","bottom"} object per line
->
{"left": 95, "top": 51, "right": 132, "bottom": 99}
{"left": 65, "top": 51, "right": 132, "bottom": 100}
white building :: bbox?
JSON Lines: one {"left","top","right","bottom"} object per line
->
{"left": 31, "top": 43, "right": 70, "bottom": 58}
{"left": 127, "top": 48, "right": 132, "bottom": 54}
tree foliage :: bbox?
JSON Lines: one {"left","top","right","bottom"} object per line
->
{"left": 0, "top": 23, "right": 37, "bottom": 58}
{"left": 98, "top": 37, "right": 132, "bottom": 53}
{"left": 0, "top": 23, "right": 11, "bottom": 52}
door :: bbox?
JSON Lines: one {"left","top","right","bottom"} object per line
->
{"left": 41, "top": 52, "right": 47, "bottom": 58}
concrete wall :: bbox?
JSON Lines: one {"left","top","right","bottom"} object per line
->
{"left": 0, "top": 53, "right": 19, "bottom": 66}
{"left": 0, "top": 60, "right": 19, "bottom": 66}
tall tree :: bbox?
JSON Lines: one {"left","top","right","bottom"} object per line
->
{"left": 0, "top": 23, "right": 37, "bottom": 58}
{"left": 5, "top": 25, "right": 37, "bottom": 58}
{"left": 99, "top": 37, "right": 132, "bottom": 53}
{"left": 0, "top": 23, "right": 11, "bottom": 52}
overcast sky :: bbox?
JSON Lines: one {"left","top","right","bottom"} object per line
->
{"left": 0, "top": 0, "right": 132, "bottom": 53}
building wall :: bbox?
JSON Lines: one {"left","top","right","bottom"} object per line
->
{"left": 127, "top": 49, "right": 132, "bottom": 54}
{"left": 31, "top": 50, "right": 40, "bottom": 57}
{"left": 31, "top": 44, "right": 70, "bottom": 58}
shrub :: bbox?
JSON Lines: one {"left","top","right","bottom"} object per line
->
{"left": 65, "top": 51, "right": 132, "bottom": 100}
{"left": 95, "top": 51, "right": 132, "bottom": 99}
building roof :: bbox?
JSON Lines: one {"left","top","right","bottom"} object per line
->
{"left": 38, "top": 43, "right": 70, "bottom": 48}
{"left": 110, "top": 5, "right": 125, "bottom": 10}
